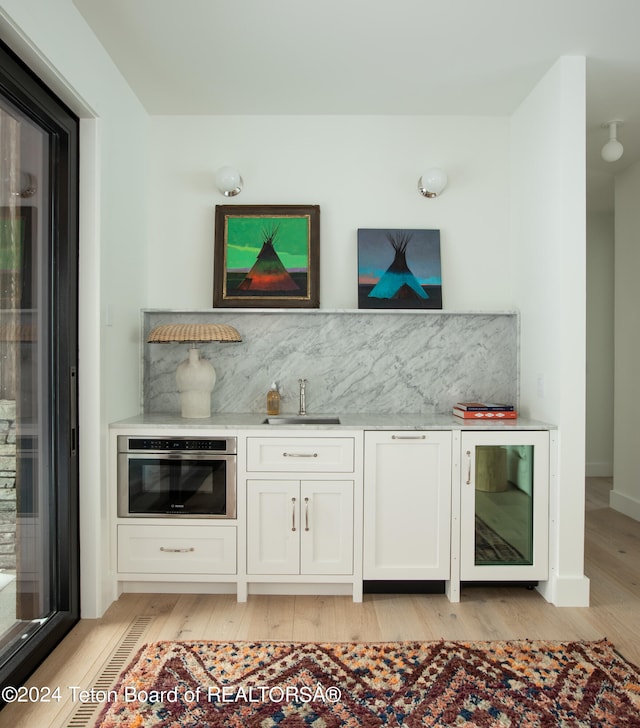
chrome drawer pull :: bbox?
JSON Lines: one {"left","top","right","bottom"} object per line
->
{"left": 283, "top": 452, "right": 318, "bottom": 458}
{"left": 160, "top": 547, "right": 195, "bottom": 553}
{"left": 466, "top": 450, "right": 472, "bottom": 485}
{"left": 304, "top": 496, "right": 310, "bottom": 531}
{"left": 391, "top": 435, "right": 426, "bottom": 440}
{"left": 291, "top": 497, "right": 297, "bottom": 531}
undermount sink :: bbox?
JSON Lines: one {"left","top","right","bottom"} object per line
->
{"left": 262, "top": 415, "right": 341, "bottom": 425}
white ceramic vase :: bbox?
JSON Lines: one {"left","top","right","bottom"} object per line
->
{"left": 175, "top": 347, "right": 216, "bottom": 418}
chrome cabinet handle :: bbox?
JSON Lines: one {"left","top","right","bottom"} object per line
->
{"left": 291, "top": 497, "right": 297, "bottom": 531}
{"left": 391, "top": 434, "right": 426, "bottom": 440}
{"left": 466, "top": 450, "right": 472, "bottom": 485}
{"left": 160, "top": 547, "right": 195, "bottom": 553}
{"left": 304, "top": 497, "right": 310, "bottom": 531}
{"left": 283, "top": 452, "right": 318, "bottom": 458}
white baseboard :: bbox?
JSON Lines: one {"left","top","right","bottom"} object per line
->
{"left": 248, "top": 583, "right": 353, "bottom": 596}
{"left": 609, "top": 490, "right": 640, "bottom": 522}
{"left": 537, "top": 574, "right": 590, "bottom": 607}
{"left": 120, "top": 581, "right": 238, "bottom": 595}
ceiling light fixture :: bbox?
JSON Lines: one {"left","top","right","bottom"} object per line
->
{"left": 215, "top": 166, "right": 243, "bottom": 196}
{"left": 601, "top": 121, "right": 624, "bottom": 163}
{"left": 418, "top": 168, "right": 448, "bottom": 198}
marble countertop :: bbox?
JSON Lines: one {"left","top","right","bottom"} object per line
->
{"left": 110, "top": 412, "right": 556, "bottom": 431}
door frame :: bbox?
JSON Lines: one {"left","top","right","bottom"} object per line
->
{"left": 0, "top": 38, "right": 79, "bottom": 693}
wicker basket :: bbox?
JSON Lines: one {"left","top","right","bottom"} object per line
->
{"left": 147, "top": 323, "right": 242, "bottom": 343}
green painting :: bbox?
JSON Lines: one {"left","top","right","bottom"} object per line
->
{"left": 214, "top": 205, "right": 320, "bottom": 308}
{"left": 226, "top": 216, "right": 309, "bottom": 273}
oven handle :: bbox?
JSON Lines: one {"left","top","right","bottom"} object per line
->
{"left": 120, "top": 452, "right": 236, "bottom": 461}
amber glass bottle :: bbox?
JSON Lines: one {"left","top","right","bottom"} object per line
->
{"left": 266, "top": 383, "right": 280, "bottom": 415}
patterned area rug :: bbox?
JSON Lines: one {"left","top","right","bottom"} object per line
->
{"left": 93, "top": 638, "right": 640, "bottom": 727}
{"left": 475, "top": 515, "right": 527, "bottom": 564}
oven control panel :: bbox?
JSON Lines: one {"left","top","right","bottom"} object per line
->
{"left": 120, "top": 436, "right": 236, "bottom": 454}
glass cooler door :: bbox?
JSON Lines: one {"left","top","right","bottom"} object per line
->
{"left": 460, "top": 431, "right": 549, "bottom": 582}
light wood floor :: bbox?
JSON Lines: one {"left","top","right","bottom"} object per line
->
{"left": 1, "top": 477, "right": 638, "bottom": 727}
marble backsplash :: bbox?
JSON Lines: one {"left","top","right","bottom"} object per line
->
{"left": 142, "top": 310, "right": 519, "bottom": 416}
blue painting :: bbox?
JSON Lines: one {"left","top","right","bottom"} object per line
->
{"left": 357, "top": 228, "right": 442, "bottom": 309}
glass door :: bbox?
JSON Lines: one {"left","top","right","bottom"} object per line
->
{"left": 0, "top": 40, "right": 79, "bottom": 692}
{"left": 460, "top": 431, "right": 549, "bottom": 582}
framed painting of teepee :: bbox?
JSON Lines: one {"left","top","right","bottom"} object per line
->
{"left": 214, "top": 205, "right": 320, "bottom": 308}
{"left": 357, "top": 228, "right": 442, "bottom": 309}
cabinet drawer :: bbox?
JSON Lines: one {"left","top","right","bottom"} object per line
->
{"left": 117, "top": 524, "right": 236, "bottom": 575}
{"left": 247, "top": 437, "right": 355, "bottom": 472}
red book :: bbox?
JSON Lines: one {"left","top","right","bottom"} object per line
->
{"left": 453, "top": 408, "right": 518, "bottom": 419}
{"left": 455, "top": 402, "right": 515, "bottom": 411}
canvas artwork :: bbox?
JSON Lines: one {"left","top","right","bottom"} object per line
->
{"left": 214, "top": 205, "right": 319, "bottom": 308}
{"left": 357, "top": 228, "right": 442, "bottom": 309}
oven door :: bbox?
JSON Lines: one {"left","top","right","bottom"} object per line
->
{"left": 118, "top": 453, "right": 237, "bottom": 518}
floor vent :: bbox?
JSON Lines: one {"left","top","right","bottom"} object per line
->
{"left": 64, "top": 615, "right": 154, "bottom": 728}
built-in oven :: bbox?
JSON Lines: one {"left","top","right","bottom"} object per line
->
{"left": 117, "top": 436, "right": 236, "bottom": 518}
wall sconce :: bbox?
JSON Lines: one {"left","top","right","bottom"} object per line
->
{"left": 601, "top": 121, "right": 624, "bottom": 163}
{"left": 215, "top": 166, "right": 243, "bottom": 196}
{"left": 418, "top": 168, "right": 448, "bottom": 197}
{"left": 10, "top": 171, "right": 36, "bottom": 198}
{"left": 147, "top": 323, "right": 242, "bottom": 418}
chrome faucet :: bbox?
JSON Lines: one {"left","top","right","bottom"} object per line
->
{"left": 298, "top": 378, "right": 307, "bottom": 416}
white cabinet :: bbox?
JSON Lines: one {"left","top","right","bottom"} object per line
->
{"left": 246, "top": 437, "right": 354, "bottom": 472}
{"left": 117, "top": 524, "right": 236, "bottom": 575}
{"left": 460, "top": 430, "right": 549, "bottom": 582}
{"left": 246, "top": 479, "right": 353, "bottom": 575}
{"left": 110, "top": 423, "right": 553, "bottom": 604}
{"left": 244, "top": 433, "right": 362, "bottom": 601}
{"left": 363, "top": 431, "right": 452, "bottom": 580}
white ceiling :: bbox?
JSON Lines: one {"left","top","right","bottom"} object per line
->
{"left": 73, "top": 0, "right": 640, "bottom": 214}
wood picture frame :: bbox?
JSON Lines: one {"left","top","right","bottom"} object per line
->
{"left": 214, "top": 204, "right": 320, "bottom": 308}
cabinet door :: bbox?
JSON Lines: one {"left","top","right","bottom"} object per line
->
{"left": 247, "top": 480, "right": 300, "bottom": 574}
{"left": 460, "top": 431, "right": 549, "bottom": 581}
{"left": 364, "top": 431, "right": 452, "bottom": 580}
{"left": 300, "top": 480, "right": 353, "bottom": 575}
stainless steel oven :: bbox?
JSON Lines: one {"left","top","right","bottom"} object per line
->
{"left": 117, "top": 436, "right": 236, "bottom": 518}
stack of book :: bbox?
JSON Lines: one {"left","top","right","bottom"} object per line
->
{"left": 452, "top": 402, "right": 517, "bottom": 419}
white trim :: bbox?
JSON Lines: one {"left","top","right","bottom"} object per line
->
{"left": 0, "top": 8, "right": 95, "bottom": 117}
{"left": 120, "top": 582, "right": 237, "bottom": 595}
{"left": 537, "top": 575, "right": 590, "bottom": 607}
{"left": 79, "top": 118, "right": 109, "bottom": 617}
{"left": 609, "top": 490, "right": 640, "bottom": 523}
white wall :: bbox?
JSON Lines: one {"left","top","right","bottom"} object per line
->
{"left": 510, "top": 56, "right": 589, "bottom": 606}
{"left": 146, "top": 115, "right": 511, "bottom": 310}
{"left": 0, "top": 0, "right": 149, "bottom": 616}
{"left": 147, "top": 90, "right": 590, "bottom": 606}
{"left": 612, "top": 160, "right": 640, "bottom": 520}
{"left": 586, "top": 212, "right": 614, "bottom": 477}
{"left": 1, "top": 3, "right": 592, "bottom": 613}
